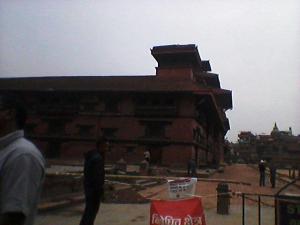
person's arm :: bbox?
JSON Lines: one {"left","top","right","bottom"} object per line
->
{"left": 0, "top": 154, "right": 44, "bottom": 225}
{"left": 0, "top": 212, "right": 25, "bottom": 225}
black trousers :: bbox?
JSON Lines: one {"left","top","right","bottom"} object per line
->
{"left": 270, "top": 175, "right": 276, "bottom": 188}
{"left": 80, "top": 191, "right": 101, "bottom": 225}
{"left": 259, "top": 173, "right": 265, "bottom": 186}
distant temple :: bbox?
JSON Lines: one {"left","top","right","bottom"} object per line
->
{"left": 235, "top": 123, "right": 300, "bottom": 167}
{"left": 0, "top": 44, "right": 232, "bottom": 167}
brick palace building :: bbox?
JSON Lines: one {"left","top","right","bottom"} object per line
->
{"left": 0, "top": 44, "right": 232, "bottom": 167}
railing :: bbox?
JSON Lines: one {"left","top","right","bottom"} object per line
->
{"left": 241, "top": 192, "right": 275, "bottom": 225}
{"left": 241, "top": 179, "right": 300, "bottom": 225}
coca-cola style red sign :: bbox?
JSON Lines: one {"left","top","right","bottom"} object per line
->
{"left": 150, "top": 197, "right": 206, "bottom": 225}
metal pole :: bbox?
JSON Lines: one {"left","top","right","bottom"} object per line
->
{"left": 276, "top": 179, "right": 297, "bottom": 196}
{"left": 242, "top": 193, "right": 245, "bottom": 225}
{"left": 274, "top": 176, "right": 298, "bottom": 225}
{"left": 258, "top": 195, "right": 261, "bottom": 225}
{"left": 274, "top": 197, "right": 277, "bottom": 225}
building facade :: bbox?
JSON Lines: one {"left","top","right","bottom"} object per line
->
{"left": 0, "top": 45, "right": 232, "bottom": 167}
{"left": 235, "top": 123, "right": 300, "bottom": 167}
{"left": 235, "top": 131, "right": 258, "bottom": 163}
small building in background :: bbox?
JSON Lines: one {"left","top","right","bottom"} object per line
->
{"left": 0, "top": 44, "right": 232, "bottom": 167}
{"left": 235, "top": 131, "right": 258, "bottom": 163}
{"left": 235, "top": 123, "right": 300, "bottom": 168}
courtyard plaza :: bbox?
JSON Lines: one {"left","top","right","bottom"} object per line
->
{"left": 36, "top": 164, "right": 299, "bottom": 225}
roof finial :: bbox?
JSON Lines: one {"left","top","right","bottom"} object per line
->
{"left": 272, "top": 122, "right": 279, "bottom": 133}
{"left": 289, "top": 127, "right": 292, "bottom": 135}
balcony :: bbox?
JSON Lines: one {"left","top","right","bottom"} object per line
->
{"left": 36, "top": 104, "right": 78, "bottom": 116}
{"left": 135, "top": 106, "right": 177, "bottom": 117}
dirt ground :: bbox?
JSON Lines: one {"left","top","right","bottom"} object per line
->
{"left": 36, "top": 164, "right": 299, "bottom": 225}
{"left": 139, "top": 164, "right": 297, "bottom": 208}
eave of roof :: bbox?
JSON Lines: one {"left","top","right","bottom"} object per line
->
{"left": 0, "top": 75, "right": 231, "bottom": 131}
{"left": 194, "top": 91, "right": 226, "bottom": 131}
{"left": 0, "top": 76, "right": 203, "bottom": 92}
{"left": 193, "top": 87, "right": 232, "bottom": 110}
{"left": 151, "top": 44, "right": 203, "bottom": 68}
{"left": 212, "top": 89, "right": 233, "bottom": 110}
{"left": 201, "top": 73, "right": 220, "bottom": 88}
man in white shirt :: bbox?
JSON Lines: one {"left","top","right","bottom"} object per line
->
{"left": 144, "top": 150, "right": 150, "bottom": 164}
{"left": 0, "top": 94, "right": 45, "bottom": 225}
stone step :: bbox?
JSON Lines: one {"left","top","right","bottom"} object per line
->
{"left": 140, "top": 181, "right": 159, "bottom": 187}
{"left": 135, "top": 179, "right": 149, "bottom": 185}
{"left": 135, "top": 179, "right": 159, "bottom": 187}
{"left": 38, "top": 194, "right": 84, "bottom": 212}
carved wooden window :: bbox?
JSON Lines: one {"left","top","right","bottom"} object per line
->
{"left": 102, "top": 128, "right": 118, "bottom": 138}
{"left": 145, "top": 123, "right": 165, "bottom": 138}
{"left": 105, "top": 100, "right": 118, "bottom": 112}
{"left": 47, "top": 120, "right": 65, "bottom": 135}
{"left": 77, "top": 124, "right": 94, "bottom": 137}
{"left": 126, "top": 146, "right": 135, "bottom": 153}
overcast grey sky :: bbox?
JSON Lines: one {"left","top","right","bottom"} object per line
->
{"left": 1, "top": 0, "right": 299, "bottom": 142}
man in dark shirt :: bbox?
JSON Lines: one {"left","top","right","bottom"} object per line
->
{"left": 79, "top": 138, "right": 107, "bottom": 225}
{"left": 187, "top": 159, "right": 197, "bottom": 177}
{"left": 258, "top": 160, "right": 266, "bottom": 186}
{"left": 269, "top": 163, "right": 277, "bottom": 188}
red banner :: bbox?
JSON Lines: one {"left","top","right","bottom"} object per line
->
{"left": 150, "top": 197, "right": 206, "bottom": 225}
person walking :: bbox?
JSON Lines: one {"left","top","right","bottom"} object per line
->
{"left": 0, "top": 94, "right": 45, "bottom": 225}
{"left": 258, "top": 160, "right": 266, "bottom": 186}
{"left": 79, "top": 138, "right": 107, "bottom": 225}
{"left": 269, "top": 163, "right": 277, "bottom": 188}
{"left": 144, "top": 150, "right": 150, "bottom": 164}
{"left": 187, "top": 159, "right": 197, "bottom": 177}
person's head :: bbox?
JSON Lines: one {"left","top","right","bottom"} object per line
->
{"left": 96, "top": 137, "right": 110, "bottom": 154}
{"left": 0, "top": 93, "right": 27, "bottom": 135}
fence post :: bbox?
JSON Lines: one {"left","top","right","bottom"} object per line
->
{"left": 275, "top": 178, "right": 298, "bottom": 225}
{"left": 258, "top": 195, "right": 261, "bottom": 225}
{"left": 242, "top": 193, "right": 245, "bottom": 225}
{"left": 216, "top": 183, "right": 230, "bottom": 214}
{"left": 274, "top": 197, "right": 277, "bottom": 225}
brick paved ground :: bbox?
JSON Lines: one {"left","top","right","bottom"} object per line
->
{"left": 139, "top": 164, "right": 296, "bottom": 208}
{"left": 36, "top": 164, "right": 299, "bottom": 225}
{"left": 36, "top": 203, "right": 275, "bottom": 225}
